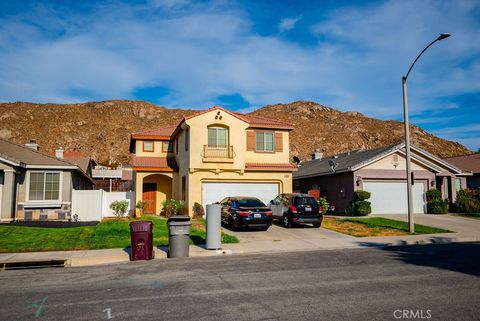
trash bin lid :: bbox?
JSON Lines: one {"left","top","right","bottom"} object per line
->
{"left": 167, "top": 215, "right": 191, "bottom": 223}
{"left": 130, "top": 221, "right": 153, "bottom": 232}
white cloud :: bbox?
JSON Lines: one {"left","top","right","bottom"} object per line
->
{"left": 278, "top": 16, "right": 301, "bottom": 32}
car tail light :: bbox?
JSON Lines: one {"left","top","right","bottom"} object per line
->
{"left": 290, "top": 206, "right": 297, "bottom": 214}
{"left": 264, "top": 211, "right": 273, "bottom": 216}
{"left": 237, "top": 211, "right": 250, "bottom": 217}
{"left": 319, "top": 207, "right": 323, "bottom": 214}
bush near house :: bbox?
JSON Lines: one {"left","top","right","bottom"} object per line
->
{"left": 317, "top": 197, "right": 329, "bottom": 214}
{"left": 351, "top": 190, "right": 372, "bottom": 216}
{"left": 110, "top": 200, "right": 130, "bottom": 218}
{"left": 426, "top": 188, "right": 448, "bottom": 214}
{"left": 161, "top": 199, "right": 185, "bottom": 217}
{"left": 453, "top": 189, "right": 480, "bottom": 215}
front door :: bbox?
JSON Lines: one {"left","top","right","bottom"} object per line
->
{"left": 143, "top": 183, "right": 157, "bottom": 214}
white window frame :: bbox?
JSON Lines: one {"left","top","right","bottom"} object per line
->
{"left": 26, "top": 171, "right": 63, "bottom": 203}
{"left": 255, "top": 131, "right": 274, "bottom": 152}
{"left": 208, "top": 126, "right": 228, "bottom": 148}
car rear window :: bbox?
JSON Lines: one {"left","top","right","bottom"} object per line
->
{"left": 294, "top": 197, "right": 318, "bottom": 206}
{"left": 235, "top": 199, "right": 266, "bottom": 207}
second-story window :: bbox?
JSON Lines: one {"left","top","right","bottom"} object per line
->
{"left": 143, "top": 141, "right": 154, "bottom": 152}
{"left": 162, "top": 141, "right": 173, "bottom": 153}
{"left": 256, "top": 132, "right": 274, "bottom": 152}
{"left": 208, "top": 127, "right": 227, "bottom": 148}
{"left": 185, "top": 128, "right": 189, "bottom": 151}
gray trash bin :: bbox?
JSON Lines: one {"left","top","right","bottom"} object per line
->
{"left": 206, "top": 204, "right": 222, "bottom": 250}
{"left": 167, "top": 215, "right": 191, "bottom": 258}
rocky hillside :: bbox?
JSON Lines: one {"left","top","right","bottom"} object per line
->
{"left": 0, "top": 100, "right": 470, "bottom": 164}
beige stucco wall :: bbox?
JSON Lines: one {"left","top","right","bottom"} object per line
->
{"left": 363, "top": 152, "right": 431, "bottom": 171}
{"left": 135, "top": 140, "right": 173, "bottom": 157}
{"left": 134, "top": 171, "right": 173, "bottom": 214}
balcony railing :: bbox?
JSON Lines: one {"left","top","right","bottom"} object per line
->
{"left": 202, "top": 145, "right": 235, "bottom": 159}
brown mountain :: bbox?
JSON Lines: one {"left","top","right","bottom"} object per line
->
{"left": 0, "top": 100, "right": 470, "bottom": 164}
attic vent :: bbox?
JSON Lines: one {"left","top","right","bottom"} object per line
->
{"left": 392, "top": 154, "right": 399, "bottom": 167}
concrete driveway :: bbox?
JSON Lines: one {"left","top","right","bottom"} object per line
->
{"left": 371, "top": 213, "right": 480, "bottom": 233}
{"left": 220, "top": 220, "right": 358, "bottom": 253}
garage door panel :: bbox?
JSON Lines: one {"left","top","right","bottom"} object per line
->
{"left": 363, "top": 181, "right": 425, "bottom": 214}
{"left": 202, "top": 182, "right": 279, "bottom": 208}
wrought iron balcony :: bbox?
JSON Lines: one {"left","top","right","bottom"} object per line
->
{"left": 202, "top": 145, "right": 235, "bottom": 159}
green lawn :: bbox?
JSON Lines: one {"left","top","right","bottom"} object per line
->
{"left": 323, "top": 217, "right": 451, "bottom": 237}
{"left": 0, "top": 216, "right": 239, "bottom": 253}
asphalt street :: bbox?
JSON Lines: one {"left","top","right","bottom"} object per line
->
{"left": 0, "top": 243, "right": 479, "bottom": 321}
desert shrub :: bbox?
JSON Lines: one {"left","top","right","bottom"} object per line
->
{"left": 352, "top": 200, "right": 371, "bottom": 216}
{"left": 110, "top": 200, "right": 129, "bottom": 218}
{"left": 192, "top": 202, "right": 205, "bottom": 218}
{"left": 353, "top": 190, "right": 371, "bottom": 202}
{"left": 317, "top": 197, "right": 329, "bottom": 214}
{"left": 427, "top": 199, "right": 449, "bottom": 214}
{"left": 161, "top": 199, "right": 184, "bottom": 217}
{"left": 454, "top": 189, "right": 480, "bottom": 214}
{"left": 426, "top": 189, "right": 442, "bottom": 201}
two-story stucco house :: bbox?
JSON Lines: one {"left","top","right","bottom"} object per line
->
{"left": 130, "top": 106, "right": 296, "bottom": 216}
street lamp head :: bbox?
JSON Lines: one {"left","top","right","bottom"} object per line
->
{"left": 437, "top": 33, "right": 451, "bottom": 41}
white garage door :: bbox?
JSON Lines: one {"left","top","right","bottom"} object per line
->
{"left": 202, "top": 182, "right": 279, "bottom": 208}
{"left": 363, "top": 181, "right": 425, "bottom": 214}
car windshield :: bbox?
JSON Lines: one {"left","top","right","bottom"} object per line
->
{"left": 295, "top": 197, "right": 317, "bottom": 206}
{"left": 235, "top": 199, "right": 266, "bottom": 207}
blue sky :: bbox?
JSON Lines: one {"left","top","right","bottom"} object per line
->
{"left": 0, "top": 0, "right": 479, "bottom": 151}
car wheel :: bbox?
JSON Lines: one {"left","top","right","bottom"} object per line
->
{"left": 283, "top": 214, "right": 291, "bottom": 228}
{"left": 313, "top": 223, "right": 321, "bottom": 228}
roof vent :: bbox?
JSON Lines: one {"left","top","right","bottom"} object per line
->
{"left": 311, "top": 149, "right": 323, "bottom": 160}
{"left": 25, "top": 139, "right": 39, "bottom": 151}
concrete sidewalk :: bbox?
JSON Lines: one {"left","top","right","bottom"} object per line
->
{"left": 1, "top": 214, "right": 479, "bottom": 268}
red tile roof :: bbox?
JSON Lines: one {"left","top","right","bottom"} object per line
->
{"left": 184, "top": 106, "right": 294, "bottom": 130}
{"left": 130, "top": 155, "right": 178, "bottom": 171}
{"left": 444, "top": 154, "right": 480, "bottom": 173}
{"left": 131, "top": 125, "right": 177, "bottom": 139}
{"left": 245, "top": 163, "right": 297, "bottom": 171}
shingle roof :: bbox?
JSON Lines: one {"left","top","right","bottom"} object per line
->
{"left": 130, "top": 155, "right": 178, "bottom": 171}
{"left": 63, "top": 157, "right": 92, "bottom": 173}
{"left": 293, "top": 144, "right": 402, "bottom": 179}
{"left": 444, "top": 154, "right": 480, "bottom": 174}
{"left": 0, "top": 139, "right": 77, "bottom": 168}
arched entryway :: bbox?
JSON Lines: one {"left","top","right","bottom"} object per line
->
{"left": 142, "top": 174, "right": 173, "bottom": 214}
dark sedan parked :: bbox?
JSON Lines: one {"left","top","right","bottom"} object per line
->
{"left": 269, "top": 193, "right": 322, "bottom": 228}
{"left": 219, "top": 197, "right": 273, "bottom": 231}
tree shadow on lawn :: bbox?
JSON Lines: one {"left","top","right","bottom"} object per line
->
{"left": 358, "top": 241, "right": 480, "bottom": 277}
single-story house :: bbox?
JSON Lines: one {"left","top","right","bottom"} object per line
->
{"left": 0, "top": 139, "right": 95, "bottom": 221}
{"left": 443, "top": 153, "right": 480, "bottom": 189}
{"left": 130, "top": 105, "right": 296, "bottom": 216}
{"left": 293, "top": 143, "right": 471, "bottom": 215}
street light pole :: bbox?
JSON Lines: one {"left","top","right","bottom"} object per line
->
{"left": 402, "top": 33, "right": 451, "bottom": 233}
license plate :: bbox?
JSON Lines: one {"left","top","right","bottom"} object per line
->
{"left": 305, "top": 207, "right": 312, "bottom": 212}
{"left": 254, "top": 213, "right": 262, "bottom": 218}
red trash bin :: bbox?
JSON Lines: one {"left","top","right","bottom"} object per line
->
{"left": 130, "top": 221, "right": 154, "bottom": 261}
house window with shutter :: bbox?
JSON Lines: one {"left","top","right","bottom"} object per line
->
{"left": 255, "top": 132, "right": 274, "bottom": 152}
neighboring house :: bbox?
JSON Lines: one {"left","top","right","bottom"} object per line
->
{"left": 92, "top": 165, "right": 133, "bottom": 192}
{"left": 0, "top": 139, "right": 94, "bottom": 221}
{"left": 130, "top": 105, "right": 296, "bottom": 216}
{"left": 293, "top": 143, "right": 471, "bottom": 215}
{"left": 443, "top": 154, "right": 480, "bottom": 189}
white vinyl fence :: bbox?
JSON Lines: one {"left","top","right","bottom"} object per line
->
{"left": 72, "top": 190, "right": 134, "bottom": 221}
